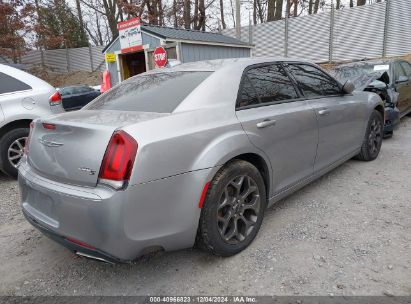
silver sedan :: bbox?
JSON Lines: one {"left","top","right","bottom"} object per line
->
{"left": 18, "top": 58, "right": 384, "bottom": 263}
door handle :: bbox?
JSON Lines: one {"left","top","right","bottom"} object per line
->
{"left": 256, "top": 119, "right": 276, "bottom": 128}
{"left": 318, "top": 109, "right": 330, "bottom": 116}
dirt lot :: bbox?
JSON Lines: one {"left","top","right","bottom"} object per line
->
{"left": 0, "top": 118, "right": 410, "bottom": 296}
{"left": 28, "top": 67, "right": 101, "bottom": 87}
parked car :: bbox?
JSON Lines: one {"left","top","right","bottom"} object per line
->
{"left": 19, "top": 58, "right": 384, "bottom": 263}
{"left": 58, "top": 85, "right": 101, "bottom": 111}
{"left": 330, "top": 59, "right": 411, "bottom": 137}
{"left": 0, "top": 64, "right": 64, "bottom": 178}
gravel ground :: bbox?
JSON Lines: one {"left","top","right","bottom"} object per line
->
{"left": 0, "top": 117, "right": 410, "bottom": 296}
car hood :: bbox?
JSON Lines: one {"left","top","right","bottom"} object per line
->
{"left": 329, "top": 68, "right": 387, "bottom": 91}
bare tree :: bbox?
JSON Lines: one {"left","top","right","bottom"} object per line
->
{"left": 266, "top": 0, "right": 275, "bottom": 22}
{"left": 313, "top": 0, "right": 320, "bottom": 13}
{"left": 292, "top": 0, "right": 297, "bottom": 17}
{"left": 308, "top": 0, "right": 313, "bottom": 14}
{"left": 183, "top": 0, "right": 190, "bottom": 28}
{"left": 75, "top": 0, "right": 88, "bottom": 45}
{"left": 219, "top": 0, "right": 226, "bottom": 29}
{"left": 79, "top": 0, "right": 121, "bottom": 37}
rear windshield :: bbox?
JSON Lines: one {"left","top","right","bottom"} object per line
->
{"left": 85, "top": 71, "right": 212, "bottom": 113}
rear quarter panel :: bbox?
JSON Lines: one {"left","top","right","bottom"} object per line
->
{"left": 123, "top": 105, "right": 272, "bottom": 189}
{"left": 0, "top": 88, "right": 60, "bottom": 129}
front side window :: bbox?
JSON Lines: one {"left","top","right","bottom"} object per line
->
{"left": 237, "top": 64, "right": 299, "bottom": 108}
{"left": 0, "top": 72, "right": 32, "bottom": 94}
{"left": 287, "top": 64, "right": 342, "bottom": 98}
{"left": 86, "top": 71, "right": 212, "bottom": 113}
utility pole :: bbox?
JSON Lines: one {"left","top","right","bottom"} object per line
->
{"left": 235, "top": 0, "right": 241, "bottom": 39}
{"left": 284, "top": 0, "right": 289, "bottom": 57}
{"left": 329, "top": 0, "right": 335, "bottom": 63}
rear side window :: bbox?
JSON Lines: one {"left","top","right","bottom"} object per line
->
{"left": 0, "top": 72, "right": 31, "bottom": 94}
{"left": 237, "top": 64, "right": 299, "bottom": 108}
{"left": 60, "top": 88, "right": 72, "bottom": 96}
{"left": 287, "top": 64, "right": 342, "bottom": 98}
{"left": 73, "top": 86, "right": 93, "bottom": 94}
{"left": 86, "top": 72, "right": 211, "bottom": 113}
{"left": 394, "top": 62, "right": 406, "bottom": 80}
{"left": 399, "top": 61, "right": 411, "bottom": 77}
{"left": 238, "top": 77, "right": 260, "bottom": 108}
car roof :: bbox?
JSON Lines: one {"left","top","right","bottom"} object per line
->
{"left": 0, "top": 63, "right": 54, "bottom": 90}
{"left": 146, "top": 57, "right": 313, "bottom": 73}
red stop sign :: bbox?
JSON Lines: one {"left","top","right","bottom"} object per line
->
{"left": 153, "top": 47, "right": 168, "bottom": 68}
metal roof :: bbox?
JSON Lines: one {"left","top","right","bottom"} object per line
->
{"left": 102, "top": 25, "right": 251, "bottom": 53}
{"left": 142, "top": 25, "right": 250, "bottom": 46}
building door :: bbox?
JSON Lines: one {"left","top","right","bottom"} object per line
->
{"left": 119, "top": 51, "right": 146, "bottom": 81}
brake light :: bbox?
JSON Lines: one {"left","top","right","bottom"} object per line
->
{"left": 49, "top": 91, "right": 62, "bottom": 106}
{"left": 98, "top": 130, "right": 138, "bottom": 190}
{"left": 24, "top": 122, "right": 34, "bottom": 155}
{"left": 42, "top": 123, "right": 56, "bottom": 130}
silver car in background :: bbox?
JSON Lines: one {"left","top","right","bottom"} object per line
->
{"left": 19, "top": 58, "right": 384, "bottom": 263}
{"left": 0, "top": 64, "right": 64, "bottom": 177}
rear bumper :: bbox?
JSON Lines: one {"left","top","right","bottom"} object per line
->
{"left": 23, "top": 209, "right": 125, "bottom": 263}
{"left": 18, "top": 160, "right": 214, "bottom": 262}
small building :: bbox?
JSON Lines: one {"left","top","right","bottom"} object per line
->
{"left": 102, "top": 23, "right": 252, "bottom": 86}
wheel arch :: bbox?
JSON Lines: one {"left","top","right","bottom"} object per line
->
{"left": 374, "top": 104, "right": 384, "bottom": 119}
{"left": 230, "top": 153, "right": 271, "bottom": 199}
{"left": 0, "top": 119, "right": 32, "bottom": 140}
{"left": 205, "top": 151, "right": 273, "bottom": 201}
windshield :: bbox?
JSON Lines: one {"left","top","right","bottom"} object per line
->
{"left": 85, "top": 71, "right": 212, "bottom": 113}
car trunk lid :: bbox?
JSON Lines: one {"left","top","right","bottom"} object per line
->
{"left": 27, "top": 110, "right": 169, "bottom": 187}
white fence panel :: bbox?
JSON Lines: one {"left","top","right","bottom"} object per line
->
{"left": 223, "top": 0, "right": 411, "bottom": 62}
{"left": 288, "top": 12, "right": 330, "bottom": 61}
{"left": 20, "top": 51, "right": 43, "bottom": 67}
{"left": 333, "top": 2, "right": 386, "bottom": 61}
{"left": 386, "top": 0, "right": 411, "bottom": 57}
{"left": 10, "top": 46, "right": 105, "bottom": 73}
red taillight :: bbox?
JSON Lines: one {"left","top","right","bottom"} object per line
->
{"left": 98, "top": 130, "right": 138, "bottom": 189}
{"left": 42, "top": 123, "right": 56, "bottom": 130}
{"left": 65, "top": 237, "right": 96, "bottom": 250}
{"left": 49, "top": 91, "right": 62, "bottom": 105}
{"left": 24, "top": 122, "right": 34, "bottom": 155}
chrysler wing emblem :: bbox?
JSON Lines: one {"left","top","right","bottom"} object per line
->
{"left": 38, "top": 137, "right": 64, "bottom": 147}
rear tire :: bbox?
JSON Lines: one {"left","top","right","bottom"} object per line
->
{"left": 196, "top": 160, "right": 267, "bottom": 257}
{"left": 355, "top": 110, "right": 383, "bottom": 161}
{"left": 0, "top": 128, "right": 29, "bottom": 179}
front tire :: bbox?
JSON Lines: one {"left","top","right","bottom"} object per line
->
{"left": 355, "top": 110, "right": 383, "bottom": 161}
{"left": 197, "top": 160, "right": 267, "bottom": 257}
{"left": 0, "top": 128, "right": 29, "bottom": 178}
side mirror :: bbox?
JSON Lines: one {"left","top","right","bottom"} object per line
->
{"left": 342, "top": 80, "right": 355, "bottom": 94}
{"left": 396, "top": 75, "right": 409, "bottom": 84}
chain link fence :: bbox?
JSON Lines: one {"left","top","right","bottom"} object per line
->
{"left": 223, "top": 0, "right": 411, "bottom": 62}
